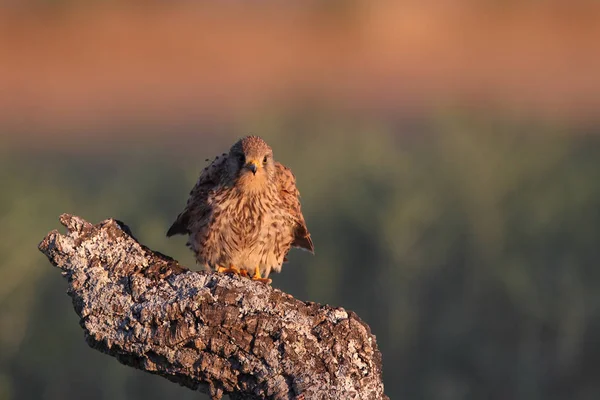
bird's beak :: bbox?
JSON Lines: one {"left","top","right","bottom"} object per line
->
{"left": 246, "top": 160, "right": 259, "bottom": 175}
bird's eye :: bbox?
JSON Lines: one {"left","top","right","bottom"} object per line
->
{"left": 263, "top": 155, "right": 268, "bottom": 164}
{"left": 238, "top": 153, "right": 245, "bottom": 164}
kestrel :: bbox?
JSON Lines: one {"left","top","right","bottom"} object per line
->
{"left": 166, "top": 136, "right": 314, "bottom": 283}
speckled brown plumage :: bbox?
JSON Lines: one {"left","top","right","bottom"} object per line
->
{"left": 167, "top": 136, "right": 313, "bottom": 282}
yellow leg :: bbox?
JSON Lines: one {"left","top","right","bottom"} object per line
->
{"left": 252, "top": 267, "right": 272, "bottom": 284}
{"left": 219, "top": 264, "right": 249, "bottom": 277}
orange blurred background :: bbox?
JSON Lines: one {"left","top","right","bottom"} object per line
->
{"left": 1, "top": 0, "right": 599, "bottom": 144}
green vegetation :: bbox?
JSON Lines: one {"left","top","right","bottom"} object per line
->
{"left": 1, "top": 114, "right": 599, "bottom": 400}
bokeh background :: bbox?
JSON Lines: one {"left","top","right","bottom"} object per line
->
{"left": 2, "top": 1, "right": 600, "bottom": 399}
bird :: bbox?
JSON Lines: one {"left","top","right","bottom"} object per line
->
{"left": 166, "top": 135, "right": 314, "bottom": 284}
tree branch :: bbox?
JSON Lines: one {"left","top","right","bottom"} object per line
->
{"left": 38, "top": 214, "right": 387, "bottom": 400}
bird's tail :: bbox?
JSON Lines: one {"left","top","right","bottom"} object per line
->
{"left": 292, "top": 229, "right": 315, "bottom": 254}
{"left": 166, "top": 213, "right": 189, "bottom": 237}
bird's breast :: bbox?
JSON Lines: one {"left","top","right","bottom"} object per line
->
{"left": 211, "top": 188, "right": 286, "bottom": 239}
{"left": 200, "top": 186, "right": 295, "bottom": 272}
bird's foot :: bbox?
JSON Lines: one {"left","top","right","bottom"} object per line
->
{"left": 216, "top": 265, "right": 227, "bottom": 273}
{"left": 252, "top": 268, "right": 272, "bottom": 284}
{"left": 218, "top": 265, "right": 249, "bottom": 277}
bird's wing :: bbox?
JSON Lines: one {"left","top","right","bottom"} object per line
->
{"left": 166, "top": 153, "right": 229, "bottom": 237}
{"left": 275, "top": 162, "right": 314, "bottom": 253}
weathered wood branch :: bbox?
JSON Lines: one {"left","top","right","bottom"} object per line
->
{"left": 38, "top": 214, "right": 387, "bottom": 400}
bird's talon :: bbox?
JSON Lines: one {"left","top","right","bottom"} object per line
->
{"left": 252, "top": 267, "right": 271, "bottom": 284}
{"left": 219, "top": 265, "right": 243, "bottom": 276}
{"left": 252, "top": 277, "right": 272, "bottom": 284}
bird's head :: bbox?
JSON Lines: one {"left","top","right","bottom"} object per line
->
{"left": 227, "top": 136, "right": 275, "bottom": 191}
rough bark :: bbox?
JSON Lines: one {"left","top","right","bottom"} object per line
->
{"left": 38, "top": 214, "right": 387, "bottom": 400}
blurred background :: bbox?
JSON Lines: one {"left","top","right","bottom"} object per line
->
{"left": 1, "top": 1, "right": 600, "bottom": 399}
